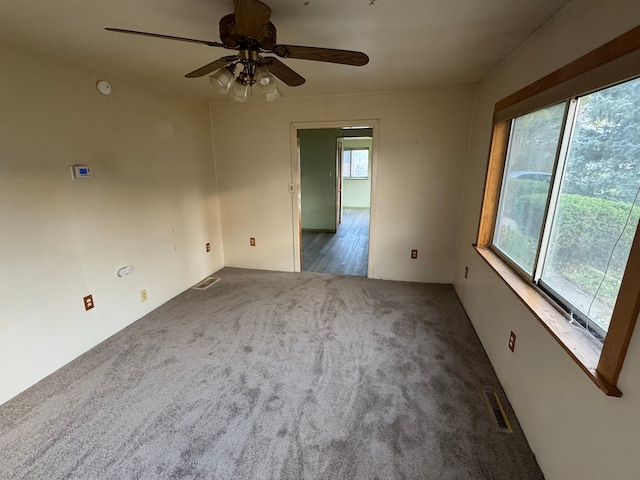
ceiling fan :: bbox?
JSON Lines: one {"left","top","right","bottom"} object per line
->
{"left": 106, "top": 0, "right": 369, "bottom": 101}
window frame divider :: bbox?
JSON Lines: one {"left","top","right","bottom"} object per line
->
{"left": 532, "top": 99, "right": 577, "bottom": 283}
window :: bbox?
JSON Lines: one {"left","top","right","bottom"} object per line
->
{"left": 477, "top": 26, "right": 640, "bottom": 396}
{"left": 495, "top": 79, "right": 640, "bottom": 342}
{"left": 343, "top": 148, "right": 369, "bottom": 178}
{"left": 494, "top": 103, "right": 565, "bottom": 275}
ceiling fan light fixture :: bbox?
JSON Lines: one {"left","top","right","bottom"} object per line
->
{"left": 229, "top": 78, "right": 250, "bottom": 102}
{"left": 255, "top": 66, "right": 277, "bottom": 94}
{"left": 265, "top": 86, "right": 282, "bottom": 103}
{"left": 209, "top": 66, "right": 235, "bottom": 93}
{"left": 220, "top": 63, "right": 281, "bottom": 102}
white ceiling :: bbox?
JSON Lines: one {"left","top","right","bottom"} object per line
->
{"left": 0, "top": 0, "right": 573, "bottom": 101}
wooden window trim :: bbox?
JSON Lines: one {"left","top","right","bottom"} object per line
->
{"left": 494, "top": 26, "right": 640, "bottom": 120}
{"left": 474, "top": 246, "right": 620, "bottom": 396}
{"left": 477, "top": 26, "right": 640, "bottom": 397}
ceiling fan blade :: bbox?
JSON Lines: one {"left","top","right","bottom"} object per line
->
{"left": 185, "top": 55, "right": 239, "bottom": 78}
{"left": 272, "top": 45, "right": 369, "bottom": 66}
{"left": 261, "top": 57, "right": 305, "bottom": 87}
{"left": 233, "top": 0, "right": 272, "bottom": 40}
{"left": 105, "top": 28, "right": 226, "bottom": 48}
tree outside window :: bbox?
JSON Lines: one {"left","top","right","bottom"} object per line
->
{"left": 343, "top": 148, "right": 369, "bottom": 178}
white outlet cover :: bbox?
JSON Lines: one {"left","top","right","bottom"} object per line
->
{"left": 116, "top": 265, "right": 133, "bottom": 277}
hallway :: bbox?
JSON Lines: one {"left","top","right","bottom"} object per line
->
{"left": 302, "top": 208, "right": 369, "bottom": 276}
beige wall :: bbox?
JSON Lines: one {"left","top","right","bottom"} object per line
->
{"left": 453, "top": 1, "right": 640, "bottom": 479}
{"left": 0, "top": 39, "right": 224, "bottom": 404}
{"left": 210, "top": 86, "right": 476, "bottom": 282}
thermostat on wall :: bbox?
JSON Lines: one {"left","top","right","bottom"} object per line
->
{"left": 71, "top": 165, "right": 93, "bottom": 180}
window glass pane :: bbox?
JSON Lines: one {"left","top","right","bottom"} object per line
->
{"left": 350, "top": 149, "right": 369, "bottom": 178}
{"left": 342, "top": 150, "right": 351, "bottom": 178}
{"left": 541, "top": 77, "right": 640, "bottom": 335}
{"left": 493, "top": 103, "right": 565, "bottom": 273}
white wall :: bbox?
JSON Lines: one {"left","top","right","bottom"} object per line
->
{"left": 210, "top": 86, "right": 475, "bottom": 282}
{"left": 453, "top": 1, "right": 640, "bottom": 479}
{"left": 342, "top": 137, "right": 372, "bottom": 209}
{"left": 0, "top": 39, "right": 224, "bottom": 405}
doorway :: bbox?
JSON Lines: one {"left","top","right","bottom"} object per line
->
{"left": 301, "top": 207, "right": 370, "bottom": 275}
{"left": 290, "top": 121, "right": 379, "bottom": 277}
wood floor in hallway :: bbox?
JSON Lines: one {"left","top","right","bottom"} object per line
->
{"left": 302, "top": 208, "right": 369, "bottom": 276}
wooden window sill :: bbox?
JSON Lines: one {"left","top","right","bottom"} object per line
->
{"left": 474, "top": 245, "right": 622, "bottom": 397}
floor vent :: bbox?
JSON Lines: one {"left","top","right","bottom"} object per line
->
{"left": 192, "top": 277, "right": 221, "bottom": 290}
{"left": 484, "top": 391, "right": 513, "bottom": 433}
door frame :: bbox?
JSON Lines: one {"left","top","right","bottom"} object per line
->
{"left": 336, "top": 139, "right": 343, "bottom": 226}
{"left": 289, "top": 119, "right": 380, "bottom": 276}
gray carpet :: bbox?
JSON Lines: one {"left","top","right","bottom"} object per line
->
{"left": 0, "top": 268, "right": 544, "bottom": 480}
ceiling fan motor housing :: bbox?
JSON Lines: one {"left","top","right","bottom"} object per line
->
{"left": 219, "top": 13, "right": 277, "bottom": 51}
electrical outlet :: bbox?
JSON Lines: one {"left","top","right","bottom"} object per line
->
{"left": 250, "top": 237, "right": 256, "bottom": 247}
{"left": 83, "top": 294, "right": 94, "bottom": 311}
{"left": 206, "top": 242, "right": 211, "bottom": 253}
{"left": 411, "top": 249, "right": 418, "bottom": 259}
{"left": 508, "top": 331, "right": 516, "bottom": 352}
{"left": 140, "top": 289, "right": 148, "bottom": 302}
{"left": 464, "top": 266, "right": 469, "bottom": 279}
